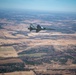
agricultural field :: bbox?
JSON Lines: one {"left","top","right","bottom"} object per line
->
{"left": 0, "top": 71, "right": 35, "bottom": 75}
{"left": 0, "top": 9, "right": 76, "bottom": 75}
{"left": 0, "top": 46, "right": 18, "bottom": 57}
{"left": 19, "top": 53, "right": 47, "bottom": 57}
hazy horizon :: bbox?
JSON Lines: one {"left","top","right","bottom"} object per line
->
{"left": 0, "top": 0, "right": 76, "bottom": 13}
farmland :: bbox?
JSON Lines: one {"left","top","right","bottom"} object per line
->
{"left": 0, "top": 46, "right": 18, "bottom": 57}
{"left": 0, "top": 10, "right": 76, "bottom": 75}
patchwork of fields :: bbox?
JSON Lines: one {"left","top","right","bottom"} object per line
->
{"left": 0, "top": 10, "right": 76, "bottom": 75}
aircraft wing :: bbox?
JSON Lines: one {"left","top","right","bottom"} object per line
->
{"left": 36, "top": 29, "right": 41, "bottom": 32}
{"left": 36, "top": 25, "right": 42, "bottom": 32}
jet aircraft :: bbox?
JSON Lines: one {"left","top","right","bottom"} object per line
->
{"left": 28, "top": 24, "right": 54, "bottom": 32}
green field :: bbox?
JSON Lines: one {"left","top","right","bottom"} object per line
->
{"left": 19, "top": 53, "right": 47, "bottom": 57}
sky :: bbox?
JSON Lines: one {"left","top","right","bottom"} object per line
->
{"left": 0, "top": 0, "right": 76, "bottom": 12}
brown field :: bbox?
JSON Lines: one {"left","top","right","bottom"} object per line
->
{"left": 0, "top": 71, "right": 35, "bottom": 75}
{"left": 0, "top": 57, "right": 23, "bottom": 65}
{"left": 0, "top": 46, "right": 18, "bottom": 57}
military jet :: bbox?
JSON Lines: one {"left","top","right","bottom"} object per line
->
{"left": 28, "top": 24, "right": 54, "bottom": 32}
